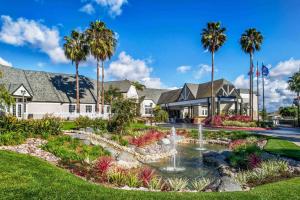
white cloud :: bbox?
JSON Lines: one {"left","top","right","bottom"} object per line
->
{"left": 0, "top": 15, "right": 68, "bottom": 64}
{"left": 194, "top": 64, "right": 212, "bottom": 79}
{"left": 107, "top": 51, "right": 164, "bottom": 88}
{"left": 269, "top": 58, "right": 300, "bottom": 78}
{"left": 177, "top": 65, "right": 191, "bottom": 73}
{"left": 37, "top": 62, "right": 45, "bottom": 68}
{"left": 79, "top": 3, "right": 95, "bottom": 15}
{"left": 94, "top": 0, "right": 127, "bottom": 17}
{"left": 233, "top": 58, "right": 300, "bottom": 111}
{"left": 0, "top": 57, "right": 12, "bottom": 66}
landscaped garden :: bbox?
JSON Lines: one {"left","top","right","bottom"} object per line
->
{"left": 0, "top": 113, "right": 300, "bottom": 197}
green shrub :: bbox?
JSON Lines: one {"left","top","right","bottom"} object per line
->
{"left": 148, "top": 177, "right": 164, "bottom": 190}
{"left": 92, "top": 118, "right": 107, "bottom": 131}
{"left": 74, "top": 116, "right": 92, "bottom": 129}
{"left": 191, "top": 178, "right": 212, "bottom": 192}
{"left": 107, "top": 169, "right": 127, "bottom": 186}
{"left": 153, "top": 106, "right": 168, "bottom": 122}
{"left": 0, "top": 131, "right": 26, "bottom": 146}
{"left": 42, "top": 135, "right": 109, "bottom": 162}
{"left": 111, "top": 135, "right": 128, "bottom": 146}
{"left": 167, "top": 178, "right": 188, "bottom": 191}
{"left": 223, "top": 120, "right": 257, "bottom": 127}
{"left": 124, "top": 173, "right": 140, "bottom": 187}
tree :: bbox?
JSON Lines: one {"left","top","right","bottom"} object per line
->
{"left": 64, "top": 31, "right": 89, "bottom": 113}
{"left": 0, "top": 71, "right": 14, "bottom": 110}
{"left": 288, "top": 71, "right": 300, "bottom": 126}
{"left": 86, "top": 21, "right": 117, "bottom": 114}
{"left": 153, "top": 106, "right": 169, "bottom": 122}
{"left": 240, "top": 28, "right": 263, "bottom": 120}
{"left": 132, "top": 81, "right": 145, "bottom": 91}
{"left": 104, "top": 85, "right": 122, "bottom": 119}
{"left": 201, "top": 22, "right": 226, "bottom": 122}
{"left": 110, "top": 98, "right": 135, "bottom": 134}
{"left": 279, "top": 106, "right": 297, "bottom": 118}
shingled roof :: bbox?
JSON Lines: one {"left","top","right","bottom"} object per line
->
{"left": 137, "top": 88, "right": 169, "bottom": 104}
{"left": 157, "top": 79, "right": 239, "bottom": 104}
{"left": 0, "top": 65, "right": 132, "bottom": 104}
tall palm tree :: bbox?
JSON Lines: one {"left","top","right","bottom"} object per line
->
{"left": 86, "top": 21, "right": 117, "bottom": 114}
{"left": 64, "top": 30, "right": 89, "bottom": 113}
{"left": 201, "top": 22, "right": 226, "bottom": 122}
{"left": 288, "top": 71, "right": 300, "bottom": 127}
{"left": 240, "top": 28, "right": 263, "bottom": 120}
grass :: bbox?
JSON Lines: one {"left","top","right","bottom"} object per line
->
{"left": 1, "top": 150, "right": 300, "bottom": 200}
{"left": 62, "top": 121, "right": 76, "bottom": 130}
{"left": 264, "top": 139, "right": 300, "bottom": 161}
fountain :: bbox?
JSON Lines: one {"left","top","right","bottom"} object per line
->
{"left": 195, "top": 124, "right": 206, "bottom": 151}
{"left": 161, "top": 126, "right": 185, "bottom": 172}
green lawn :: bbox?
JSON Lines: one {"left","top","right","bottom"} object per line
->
{"left": 62, "top": 121, "right": 76, "bottom": 130}
{"left": 264, "top": 138, "right": 300, "bottom": 161}
{"left": 1, "top": 150, "right": 300, "bottom": 200}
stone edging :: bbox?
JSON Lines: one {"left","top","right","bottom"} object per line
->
{"left": 64, "top": 130, "right": 175, "bottom": 163}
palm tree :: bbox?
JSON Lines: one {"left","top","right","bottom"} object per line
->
{"left": 64, "top": 30, "right": 89, "bottom": 113}
{"left": 201, "top": 22, "right": 226, "bottom": 122}
{"left": 288, "top": 71, "right": 300, "bottom": 126}
{"left": 86, "top": 21, "right": 117, "bottom": 114}
{"left": 240, "top": 28, "right": 263, "bottom": 120}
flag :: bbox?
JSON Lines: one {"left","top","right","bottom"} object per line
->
{"left": 262, "top": 64, "right": 269, "bottom": 76}
{"left": 256, "top": 65, "right": 260, "bottom": 77}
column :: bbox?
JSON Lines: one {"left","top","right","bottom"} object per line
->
{"left": 235, "top": 100, "right": 238, "bottom": 115}
{"left": 207, "top": 97, "right": 211, "bottom": 117}
{"left": 217, "top": 97, "right": 221, "bottom": 115}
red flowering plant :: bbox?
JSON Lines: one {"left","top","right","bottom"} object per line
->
{"left": 203, "top": 115, "right": 223, "bottom": 126}
{"left": 130, "top": 129, "right": 165, "bottom": 147}
{"left": 229, "top": 139, "right": 248, "bottom": 150}
{"left": 96, "top": 156, "right": 114, "bottom": 181}
{"left": 247, "top": 153, "right": 262, "bottom": 169}
{"left": 139, "top": 167, "right": 155, "bottom": 187}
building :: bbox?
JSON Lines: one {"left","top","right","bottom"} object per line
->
{"left": 0, "top": 65, "right": 140, "bottom": 119}
{"left": 157, "top": 79, "right": 258, "bottom": 122}
{"left": 0, "top": 64, "right": 257, "bottom": 121}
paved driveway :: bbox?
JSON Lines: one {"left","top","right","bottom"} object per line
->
{"left": 254, "top": 127, "right": 300, "bottom": 146}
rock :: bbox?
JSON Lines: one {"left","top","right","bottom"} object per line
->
{"left": 218, "top": 176, "right": 242, "bottom": 192}
{"left": 117, "top": 151, "right": 138, "bottom": 162}
{"left": 104, "top": 147, "right": 119, "bottom": 158}
{"left": 161, "top": 138, "right": 171, "bottom": 145}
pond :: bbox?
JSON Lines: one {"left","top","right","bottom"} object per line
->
{"left": 149, "top": 143, "right": 227, "bottom": 180}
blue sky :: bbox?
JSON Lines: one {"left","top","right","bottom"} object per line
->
{"left": 0, "top": 0, "right": 299, "bottom": 110}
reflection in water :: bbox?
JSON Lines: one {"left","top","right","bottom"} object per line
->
{"left": 149, "top": 143, "right": 226, "bottom": 180}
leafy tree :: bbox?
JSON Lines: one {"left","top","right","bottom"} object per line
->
{"left": 64, "top": 31, "right": 89, "bottom": 113}
{"left": 86, "top": 21, "right": 117, "bottom": 114}
{"left": 288, "top": 71, "right": 300, "bottom": 125}
{"left": 0, "top": 71, "right": 14, "bottom": 110}
{"left": 110, "top": 99, "right": 135, "bottom": 134}
{"left": 153, "top": 106, "right": 169, "bottom": 122}
{"left": 279, "top": 106, "right": 297, "bottom": 118}
{"left": 201, "top": 22, "right": 226, "bottom": 122}
{"left": 132, "top": 81, "right": 145, "bottom": 91}
{"left": 104, "top": 85, "right": 122, "bottom": 119}
{"left": 240, "top": 28, "right": 263, "bottom": 120}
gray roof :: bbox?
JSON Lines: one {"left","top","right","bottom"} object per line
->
{"left": 137, "top": 88, "right": 169, "bottom": 104}
{"left": 0, "top": 65, "right": 132, "bottom": 104}
{"left": 158, "top": 79, "right": 240, "bottom": 104}
{"left": 237, "top": 88, "right": 258, "bottom": 95}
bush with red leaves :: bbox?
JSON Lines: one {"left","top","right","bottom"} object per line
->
{"left": 203, "top": 115, "right": 223, "bottom": 126}
{"left": 248, "top": 153, "right": 262, "bottom": 169}
{"left": 130, "top": 129, "right": 165, "bottom": 147}
{"left": 139, "top": 167, "right": 155, "bottom": 187}
{"left": 229, "top": 139, "right": 248, "bottom": 150}
{"left": 96, "top": 156, "right": 113, "bottom": 181}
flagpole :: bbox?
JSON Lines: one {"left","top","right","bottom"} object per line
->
{"left": 257, "top": 61, "right": 260, "bottom": 123}
{"left": 262, "top": 62, "right": 265, "bottom": 121}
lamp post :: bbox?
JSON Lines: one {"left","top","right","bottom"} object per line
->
{"left": 21, "top": 90, "right": 26, "bottom": 119}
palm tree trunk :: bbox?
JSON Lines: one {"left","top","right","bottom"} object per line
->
{"left": 101, "top": 61, "right": 105, "bottom": 114}
{"left": 249, "top": 52, "right": 253, "bottom": 120}
{"left": 298, "top": 91, "right": 300, "bottom": 127}
{"left": 96, "top": 60, "right": 100, "bottom": 113}
{"left": 211, "top": 51, "right": 215, "bottom": 123}
{"left": 76, "top": 62, "right": 80, "bottom": 113}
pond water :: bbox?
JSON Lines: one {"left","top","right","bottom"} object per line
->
{"left": 149, "top": 143, "right": 227, "bottom": 180}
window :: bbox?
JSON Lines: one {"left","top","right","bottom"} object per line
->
{"left": 17, "top": 104, "right": 22, "bottom": 117}
{"left": 69, "top": 105, "right": 75, "bottom": 113}
{"left": 12, "top": 105, "right": 16, "bottom": 116}
{"left": 86, "top": 105, "right": 92, "bottom": 113}
{"left": 145, "top": 105, "right": 153, "bottom": 115}
{"left": 24, "top": 103, "right": 26, "bottom": 113}
{"left": 201, "top": 109, "right": 208, "bottom": 116}
{"left": 106, "top": 106, "right": 110, "bottom": 113}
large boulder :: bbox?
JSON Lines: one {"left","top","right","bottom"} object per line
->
{"left": 218, "top": 176, "right": 242, "bottom": 192}
{"left": 117, "top": 151, "right": 137, "bottom": 162}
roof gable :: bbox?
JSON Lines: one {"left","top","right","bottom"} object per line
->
{"left": 12, "top": 84, "right": 32, "bottom": 97}
{"left": 178, "top": 84, "right": 195, "bottom": 101}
